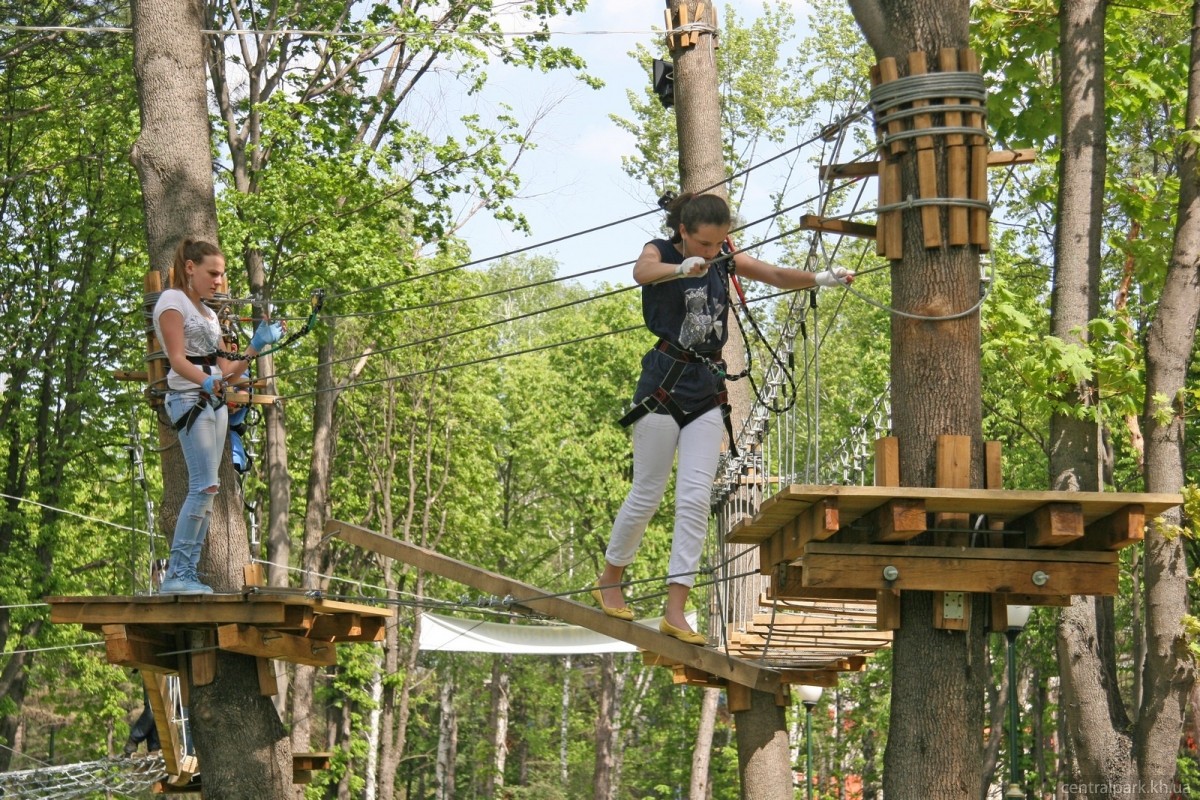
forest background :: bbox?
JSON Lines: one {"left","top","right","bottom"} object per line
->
{"left": 0, "top": 0, "right": 1197, "bottom": 798}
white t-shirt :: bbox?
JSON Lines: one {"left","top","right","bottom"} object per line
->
{"left": 153, "top": 288, "right": 221, "bottom": 391}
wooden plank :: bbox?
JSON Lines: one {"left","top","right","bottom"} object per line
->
{"left": 101, "top": 624, "right": 178, "bottom": 673}
{"left": 872, "top": 498, "right": 926, "bottom": 542}
{"left": 1079, "top": 504, "right": 1145, "bottom": 550}
{"left": 881, "top": 157, "right": 903, "bottom": 259}
{"left": 934, "top": 591, "right": 970, "bottom": 631}
{"left": 1020, "top": 503, "right": 1084, "bottom": 548}
{"left": 727, "top": 682, "right": 752, "bottom": 713}
{"left": 255, "top": 657, "right": 278, "bottom": 696}
{"left": 820, "top": 148, "right": 1036, "bottom": 181}
{"left": 189, "top": 630, "right": 216, "bottom": 687}
{"left": 328, "top": 520, "right": 781, "bottom": 693}
{"left": 690, "top": 3, "right": 705, "bottom": 46}
{"left": 142, "top": 671, "right": 180, "bottom": 778}
{"left": 48, "top": 596, "right": 290, "bottom": 627}
{"left": 907, "top": 51, "right": 942, "bottom": 248}
{"left": 217, "top": 623, "right": 337, "bottom": 667}
{"left": 935, "top": 435, "right": 972, "bottom": 531}
{"left": 802, "top": 543, "right": 1117, "bottom": 595}
{"left": 243, "top": 563, "right": 266, "bottom": 587}
{"left": 876, "top": 589, "right": 901, "bottom": 630}
{"left": 877, "top": 57, "right": 905, "bottom": 155}
{"left": 799, "top": 214, "right": 877, "bottom": 239}
{"left": 775, "top": 670, "right": 841, "bottom": 687}
{"left": 939, "top": 48, "right": 969, "bottom": 246}
{"left": 874, "top": 437, "right": 900, "bottom": 487}
{"left": 308, "top": 614, "right": 387, "bottom": 642}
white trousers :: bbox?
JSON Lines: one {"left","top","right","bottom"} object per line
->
{"left": 605, "top": 407, "right": 724, "bottom": 588}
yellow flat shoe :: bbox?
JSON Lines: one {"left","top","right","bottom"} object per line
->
{"left": 591, "top": 585, "right": 634, "bottom": 621}
{"left": 659, "top": 618, "right": 706, "bottom": 645}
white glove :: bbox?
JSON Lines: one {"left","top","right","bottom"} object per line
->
{"left": 814, "top": 267, "right": 851, "bottom": 288}
{"left": 675, "top": 256, "right": 708, "bottom": 277}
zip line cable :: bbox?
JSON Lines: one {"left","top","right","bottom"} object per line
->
{"left": 260, "top": 198, "right": 866, "bottom": 388}
{"left": 326, "top": 114, "right": 864, "bottom": 302}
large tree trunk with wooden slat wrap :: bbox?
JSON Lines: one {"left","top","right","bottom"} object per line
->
{"left": 848, "top": 2, "right": 987, "bottom": 798}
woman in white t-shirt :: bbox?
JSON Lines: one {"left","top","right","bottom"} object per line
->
{"left": 151, "top": 239, "right": 283, "bottom": 594}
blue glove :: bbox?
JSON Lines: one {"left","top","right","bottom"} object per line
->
{"left": 201, "top": 374, "right": 223, "bottom": 395}
{"left": 249, "top": 320, "right": 285, "bottom": 352}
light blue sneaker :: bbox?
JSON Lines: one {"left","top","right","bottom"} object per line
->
{"left": 159, "top": 568, "right": 213, "bottom": 595}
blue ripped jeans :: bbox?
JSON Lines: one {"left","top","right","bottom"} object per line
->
{"left": 164, "top": 392, "right": 228, "bottom": 577}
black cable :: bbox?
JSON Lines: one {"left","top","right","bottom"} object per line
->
{"left": 322, "top": 112, "right": 866, "bottom": 303}
{"left": 262, "top": 284, "right": 639, "bottom": 383}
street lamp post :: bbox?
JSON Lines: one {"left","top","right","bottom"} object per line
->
{"left": 1004, "top": 604, "right": 1032, "bottom": 800}
{"left": 798, "top": 685, "right": 823, "bottom": 800}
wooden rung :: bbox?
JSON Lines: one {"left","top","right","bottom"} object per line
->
{"left": 1020, "top": 503, "right": 1085, "bottom": 547}
{"left": 821, "top": 149, "right": 1036, "bottom": 181}
{"left": 113, "top": 370, "right": 149, "bottom": 382}
{"left": 799, "top": 214, "right": 877, "bottom": 239}
{"left": 216, "top": 623, "right": 337, "bottom": 667}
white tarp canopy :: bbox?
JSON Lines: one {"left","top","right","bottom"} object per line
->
{"left": 418, "top": 611, "right": 697, "bottom": 655}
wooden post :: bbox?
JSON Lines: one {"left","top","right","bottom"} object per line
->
{"left": 939, "top": 48, "right": 970, "bottom": 246}
{"left": 907, "top": 51, "right": 941, "bottom": 248}
{"left": 874, "top": 437, "right": 902, "bottom": 630}
{"left": 934, "top": 435, "right": 972, "bottom": 630}
{"left": 960, "top": 48, "right": 990, "bottom": 249}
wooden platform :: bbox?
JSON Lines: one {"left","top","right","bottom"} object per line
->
{"left": 47, "top": 590, "right": 391, "bottom": 687}
{"left": 153, "top": 752, "right": 331, "bottom": 793}
{"left": 48, "top": 590, "right": 386, "bottom": 787}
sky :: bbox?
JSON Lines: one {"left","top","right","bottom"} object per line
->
{"left": 452, "top": 0, "right": 820, "bottom": 287}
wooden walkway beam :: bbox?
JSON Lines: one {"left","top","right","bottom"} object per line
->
{"left": 326, "top": 519, "right": 782, "bottom": 694}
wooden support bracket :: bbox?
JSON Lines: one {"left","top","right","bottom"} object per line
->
{"left": 101, "top": 624, "right": 178, "bottom": 673}
{"left": 217, "top": 623, "right": 337, "bottom": 667}
{"left": 1019, "top": 503, "right": 1085, "bottom": 548}
{"left": 872, "top": 498, "right": 926, "bottom": 542}
{"left": 1079, "top": 504, "right": 1145, "bottom": 550}
{"left": 799, "top": 214, "right": 877, "bottom": 240}
{"left": 802, "top": 542, "right": 1117, "bottom": 596}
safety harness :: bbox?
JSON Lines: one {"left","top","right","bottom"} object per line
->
{"left": 172, "top": 354, "right": 224, "bottom": 434}
{"left": 617, "top": 339, "right": 740, "bottom": 457}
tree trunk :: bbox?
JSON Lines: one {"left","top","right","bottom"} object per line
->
{"left": 733, "top": 689, "right": 792, "bottom": 800}
{"left": 690, "top": 687, "right": 720, "bottom": 799}
{"left": 436, "top": 673, "right": 457, "bottom": 800}
{"left": 847, "top": 2, "right": 985, "bottom": 798}
{"left": 129, "top": 0, "right": 291, "bottom": 795}
{"left": 484, "top": 654, "right": 511, "bottom": 798}
{"left": 1048, "top": 0, "right": 1106, "bottom": 493}
{"left": 592, "top": 654, "right": 619, "bottom": 800}
{"left": 1134, "top": 2, "right": 1200, "bottom": 792}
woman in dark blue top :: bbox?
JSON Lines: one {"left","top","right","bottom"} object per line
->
{"left": 592, "top": 193, "right": 853, "bottom": 645}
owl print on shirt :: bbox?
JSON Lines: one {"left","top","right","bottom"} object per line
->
{"left": 677, "top": 286, "right": 725, "bottom": 351}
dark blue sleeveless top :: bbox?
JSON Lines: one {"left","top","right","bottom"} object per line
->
{"left": 632, "top": 240, "right": 730, "bottom": 413}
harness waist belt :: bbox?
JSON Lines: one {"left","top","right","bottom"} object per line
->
{"left": 186, "top": 354, "right": 218, "bottom": 367}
